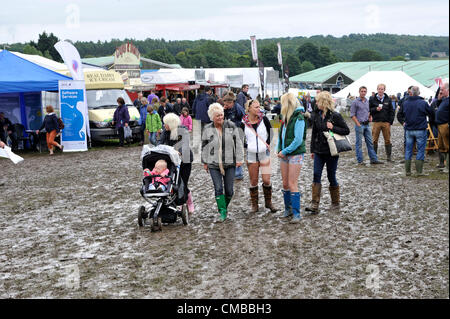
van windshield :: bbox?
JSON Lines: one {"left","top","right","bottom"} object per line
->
{"left": 86, "top": 89, "right": 133, "bottom": 109}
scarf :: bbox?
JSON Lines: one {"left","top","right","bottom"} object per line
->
{"left": 242, "top": 111, "right": 263, "bottom": 127}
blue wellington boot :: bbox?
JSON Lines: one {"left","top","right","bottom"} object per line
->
{"left": 282, "top": 190, "right": 292, "bottom": 218}
{"left": 289, "top": 192, "right": 301, "bottom": 224}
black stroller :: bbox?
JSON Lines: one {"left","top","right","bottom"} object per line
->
{"left": 138, "top": 144, "right": 189, "bottom": 232}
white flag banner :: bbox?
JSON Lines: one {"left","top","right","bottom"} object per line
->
{"left": 55, "top": 41, "right": 90, "bottom": 139}
{"left": 250, "top": 36, "right": 258, "bottom": 62}
{"left": 0, "top": 145, "right": 24, "bottom": 164}
{"left": 54, "top": 41, "right": 84, "bottom": 81}
{"left": 59, "top": 80, "right": 88, "bottom": 152}
{"left": 277, "top": 42, "right": 283, "bottom": 65}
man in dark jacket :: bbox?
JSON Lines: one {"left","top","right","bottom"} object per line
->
{"left": 158, "top": 97, "right": 174, "bottom": 123}
{"left": 236, "top": 84, "right": 250, "bottom": 109}
{"left": 402, "top": 86, "right": 435, "bottom": 176}
{"left": 435, "top": 82, "right": 449, "bottom": 173}
{"left": 172, "top": 98, "right": 183, "bottom": 116}
{"left": 369, "top": 83, "right": 394, "bottom": 161}
{"left": 192, "top": 87, "right": 214, "bottom": 131}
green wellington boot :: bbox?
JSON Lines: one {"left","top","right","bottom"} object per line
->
{"left": 415, "top": 159, "right": 425, "bottom": 176}
{"left": 405, "top": 160, "right": 412, "bottom": 176}
{"left": 215, "top": 195, "right": 228, "bottom": 222}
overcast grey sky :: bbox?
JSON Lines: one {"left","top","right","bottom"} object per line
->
{"left": 1, "top": 0, "right": 448, "bottom": 44}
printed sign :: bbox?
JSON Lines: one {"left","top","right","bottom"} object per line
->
{"left": 59, "top": 80, "right": 88, "bottom": 152}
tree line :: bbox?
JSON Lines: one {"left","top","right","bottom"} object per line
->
{"left": 7, "top": 32, "right": 449, "bottom": 76}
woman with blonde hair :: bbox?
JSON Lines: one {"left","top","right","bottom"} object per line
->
{"left": 159, "top": 112, "right": 195, "bottom": 215}
{"left": 240, "top": 99, "right": 277, "bottom": 213}
{"left": 306, "top": 91, "right": 350, "bottom": 215}
{"left": 36, "top": 105, "right": 63, "bottom": 155}
{"left": 202, "top": 103, "right": 244, "bottom": 222}
{"left": 277, "top": 92, "right": 307, "bottom": 223}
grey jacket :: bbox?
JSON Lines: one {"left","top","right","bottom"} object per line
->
{"left": 201, "top": 120, "right": 244, "bottom": 169}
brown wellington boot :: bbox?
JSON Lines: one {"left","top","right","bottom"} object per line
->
{"left": 249, "top": 186, "right": 259, "bottom": 213}
{"left": 262, "top": 184, "right": 278, "bottom": 213}
{"left": 305, "top": 183, "right": 321, "bottom": 214}
{"left": 329, "top": 185, "right": 340, "bottom": 213}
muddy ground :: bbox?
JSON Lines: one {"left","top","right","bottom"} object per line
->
{"left": 0, "top": 120, "right": 448, "bottom": 299}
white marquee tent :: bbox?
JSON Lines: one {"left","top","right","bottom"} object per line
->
{"left": 333, "top": 71, "right": 436, "bottom": 99}
{"left": 430, "top": 77, "right": 449, "bottom": 93}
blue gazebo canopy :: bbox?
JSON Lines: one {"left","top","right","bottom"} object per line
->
{"left": 0, "top": 50, "right": 72, "bottom": 94}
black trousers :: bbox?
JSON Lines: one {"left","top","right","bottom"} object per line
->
{"left": 180, "top": 162, "right": 192, "bottom": 194}
{"left": 118, "top": 127, "right": 124, "bottom": 146}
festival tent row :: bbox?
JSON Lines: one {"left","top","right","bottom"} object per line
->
{"left": 141, "top": 67, "right": 283, "bottom": 99}
{"left": 332, "top": 71, "right": 436, "bottom": 99}
{"left": 0, "top": 50, "right": 72, "bottom": 130}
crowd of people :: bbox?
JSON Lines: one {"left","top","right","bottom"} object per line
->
{"left": 135, "top": 81, "right": 448, "bottom": 223}
{"left": 3, "top": 81, "right": 448, "bottom": 223}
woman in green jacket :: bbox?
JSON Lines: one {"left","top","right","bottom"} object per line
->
{"left": 145, "top": 104, "right": 162, "bottom": 145}
{"left": 277, "top": 92, "right": 307, "bottom": 223}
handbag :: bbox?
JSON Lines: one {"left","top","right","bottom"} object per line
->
{"left": 57, "top": 117, "right": 65, "bottom": 129}
{"left": 124, "top": 126, "right": 132, "bottom": 140}
{"left": 323, "top": 130, "right": 352, "bottom": 156}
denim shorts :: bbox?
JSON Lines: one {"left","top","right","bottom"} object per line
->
{"left": 280, "top": 154, "right": 304, "bottom": 165}
{"left": 247, "top": 149, "right": 270, "bottom": 163}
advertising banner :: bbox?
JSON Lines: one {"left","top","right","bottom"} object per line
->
{"left": 277, "top": 42, "right": 283, "bottom": 66}
{"left": 250, "top": 36, "right": 258, "bottom": 62}
{"left": 59, "top": 80, "right": 88, "bottom": 152}
{"left": 55, "top": 41, "right": 90, "bottom": 139}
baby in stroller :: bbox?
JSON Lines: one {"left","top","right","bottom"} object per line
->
{"left": 143, "top": 159, "right": 170, "bottom": 192}
{"left": 138, "top": 144, "right": 189, "bottom": 231}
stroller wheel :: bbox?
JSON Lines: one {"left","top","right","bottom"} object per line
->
{"left": 181, "top": 204, "right": 189, "bottom": 225}
{"left": 138, "top": 206, "right": 146, "bottom": 227}
{"left": 150, "top": 217, "right": 162, "bottom": 232}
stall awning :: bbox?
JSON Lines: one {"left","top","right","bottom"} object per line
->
{"left": 155, "top": 83, "right": 200, "bottom": 91}
{"left": 0, "top": 50, "right": 72, "bottom": 93}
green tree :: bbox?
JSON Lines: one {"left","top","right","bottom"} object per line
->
{"left": 145, "top": 49, "right": 176, "bottom": 64}
{"left": 231, "top": 54, "right": 252, "bottom": 67}
{"left": 351, "top": 49, "right": 383, "bottom": 61}
{"left": 35, "top": 32, "right": 61, "bottom": 61}
{"left": 42, "top": 50, "right": 52, "bottom": 59}
{"left": 23, "top": 44, "right": 43, "bottom": 56}
{"left": 318, "top": 46, "right": 337, "bottom": 67}
{"left": 390, "top": 55, "right": 406, "bottom": 61}
{"left": 285, "top": 54, "right": 302, "bottom": 76}
{"left": 297, "top": 42, "right": 320, "bottom": 67}
{"left": 175, "top": 51, "right": 191, "bottom": 68}
{"left": 300, "top": 61, "right": 315, "bottom": 73}
{"left": 204, "top": 53, "right": 229, "bottom": 68}
{"left": 260, "top": 43, "right": 280, "bottom": 71}
{"left": 199, "top": 40, "right": 230, "bottom": 61}
{"left": 189, "top": 53, "right": 208, "bottom": 68}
